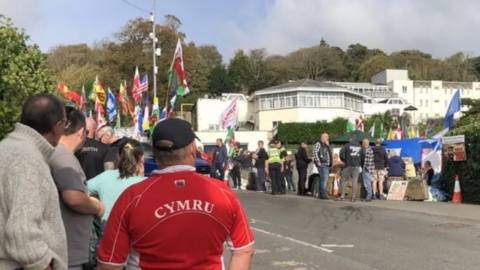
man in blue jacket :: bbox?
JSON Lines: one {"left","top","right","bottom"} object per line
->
{"left": 211, "top": 138, "right": 228, "bottom": 181}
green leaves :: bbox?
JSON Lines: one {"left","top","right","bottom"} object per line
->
{"left": 0, "top": 17, "right": 55, "bottom": 140}
{"left": 277, "top": 118, "right": 347, "bottom": 144}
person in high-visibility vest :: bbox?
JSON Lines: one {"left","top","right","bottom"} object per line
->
{"left": 268, "top": 140, "right": 285, "bottom": 195}
{"left": 276, "top": 141, "right": 288, "bottom": 193}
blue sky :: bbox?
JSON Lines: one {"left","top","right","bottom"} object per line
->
{"left": 3, "top": 0, "right": 480, "bottom": 60}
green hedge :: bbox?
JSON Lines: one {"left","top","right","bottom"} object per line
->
{"left": 440, "top": 122, "right": 480, "bottom": 204}
{"left": 277, "top": 118, "right": 347, "bottom": 143}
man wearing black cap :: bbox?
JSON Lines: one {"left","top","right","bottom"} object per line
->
{"left": 295, "top": 142, "right": 312, "bottom": 196}
{"left": 97, "top": 118, "right": 255, "bottom": 270}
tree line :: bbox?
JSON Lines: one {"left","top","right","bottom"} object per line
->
{"left": 2, "top": 13, "right": 480, "bottom": 139}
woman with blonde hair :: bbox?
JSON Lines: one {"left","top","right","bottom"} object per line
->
{"left": 88, "top": 138, "right": 146, "bottom": 226}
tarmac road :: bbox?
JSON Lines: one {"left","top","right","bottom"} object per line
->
{"left": 223, "top": 191, "right": 480, "bottom": 270}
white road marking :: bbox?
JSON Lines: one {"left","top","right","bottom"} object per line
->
{"left": 321, "top": 244, "right": 354, "bottom": 248}
{"left": 250, "top": 227, "right": 334, "bottom": 253}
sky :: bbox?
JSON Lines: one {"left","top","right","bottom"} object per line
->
{"left": 2, "top": 0, "right": 480, "bottom": 61}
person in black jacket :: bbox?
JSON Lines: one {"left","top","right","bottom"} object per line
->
{"left": 313, "top": 133, "right": 333, "bottom": 199}
{"left": 339, "top": 134, "right": 362, "bottom": 202}
{"left": 372, "top": 138, "right": 389, "bottom": 200}
{"left": 295, "top": 142, "right": 312, "bottom": 196}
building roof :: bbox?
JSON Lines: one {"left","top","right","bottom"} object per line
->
{"left": 250, "top": 79, "right": 367, "bottom": 99}
{"left": 261, "top": 79, "right": 345, "bottom": 91}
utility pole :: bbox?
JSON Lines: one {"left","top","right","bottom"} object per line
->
{"left": 150, "top": 0, "right": 160, "bottom": 98}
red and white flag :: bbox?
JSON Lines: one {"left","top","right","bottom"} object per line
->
{"left": 356, "top": 115, "right": 364, "bottom": 131}
{"left": 395, "top": 123, "right": 403, "bottom": 140}
{"left": 132, "top": 67, "right": 141, "bottom": 104}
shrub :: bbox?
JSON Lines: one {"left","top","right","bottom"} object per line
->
{"left": 440, "top": 122, "right": 480, "bottom": 204}
{"left": 277, "top": 118, "right": 347, "bottom": 144}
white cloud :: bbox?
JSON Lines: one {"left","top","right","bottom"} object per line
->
{"left": 0, "top": 0, "right": 43, "bottom": 30}
{"left": 222, "top": 0, "right": 480, "bottom": 59}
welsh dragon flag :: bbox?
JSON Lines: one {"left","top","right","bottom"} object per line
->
{"left": 149, "top": 97, "right": 160, "bottom": 131}
{"left": 168, "top": 39, "right": 190, "bottom": 97}
{"left": 347, "top": 109, "right": 355, "bottom": 132}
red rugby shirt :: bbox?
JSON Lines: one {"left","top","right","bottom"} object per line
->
{"left": 98, "top": 166, "right": 254, "bottom": 270}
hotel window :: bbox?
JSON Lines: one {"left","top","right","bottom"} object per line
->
{"left": 292, "top": 95, "right": 298, "bottom": 106}
{"left": 444, "top": 100, "right": 447, "bottom": 107}
{"left": 329, "top": 95, "right": 335, "bottom": 107}
{"left": 426, "top": 88, "right": 429, "bottom": 93}
{"left": 450, "top": 88, "right": 453, "bottom": 94}
{"left": 420, "top": 88, "right": 423, "bottom": 93}
{"left": 434, "top": 100, "right": 439, "bottom": 103}
{"left": 426, "top": 100, "right": 429, "bottom": 107}
{"left": 306, "top": 96, "right": 313, "bottom": 107}
{"left": 285, "top": 96, "right": 291, "bottom": 107}
{"left": 272, "top": 121, "right": 282, "bottom": 128}
{"left": 435, "top": 113, "right": 440, "bottom": 117}
{"left": 468, "top": 89, "right": 470, "bottom": 95}
{"left": 444, "top": 88, "right": 447, "bottom": 94}
{"left": 434, "top": 86, "right": 439, "bottom": 90}
{"left": 299, "top": 96, "right": 306, "bottom": 107}
{"left": 402, "top": 86, "right": 407, "bottom": 93}
{"left": 420, "top": 100, "right": 423, "bottom": 107}
{"left": 461, "top": 89, "right": 464, "bottom": 95}
{"left": 420, "top": 113, "right": 423, "bottom": 119}
{"left": 280, "top": 96, "right": 285, "bottom": 108}
{"left": 426, "top": 113, "right": 429, "bottom": 119}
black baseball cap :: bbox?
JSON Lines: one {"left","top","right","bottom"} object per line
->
{"left": 152, "top": 118, "right": 200, "bottom": 151}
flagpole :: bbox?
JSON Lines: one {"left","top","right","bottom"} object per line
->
{"left": 151, "top": 0, "right": 158, "bottom": 98}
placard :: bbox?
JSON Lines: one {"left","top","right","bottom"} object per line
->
{"left": 442, "top": 135, "right": 466, "bottom": 161}
{"left": 387, "top": 181, "right": 408, "bottom": 201}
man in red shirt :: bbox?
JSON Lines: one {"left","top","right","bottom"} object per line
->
{"left": 97, "top": 118, "right": 255, "bottom": 270}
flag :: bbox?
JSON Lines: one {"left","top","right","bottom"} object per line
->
{"left": 368, "top": 123, "right": 375, "bottom": 137}
{"left": 96, "top": 109, "right": 106, "bottom": 130}
{"left": 410, "top": 126, "right": 416, "bottom": 138}
{"left": 395, "top": 123, "right": 402, "bottom": 140}
{"left": 168, "top": 39, "right": 190, "bottom": 97}
{"left": 402, "top": 121, "right": 409, "bottom": 139}
{"left": 416, "top": 127, "right": 420, "bottom": 138}
{"left": 380, "top": 123, "right": 384, "bottom": 139}
{"left": 132, "top": 67, "right": 141, "bottom": 103}
{"left": 224, "top": 127, "right": 235, "bottom": 156}
{"left": 89, "top": 76, "right": 98, "bottom": 101}
{"left": 126, "top": 98, "right": 135, "bottom": 118}
{"left": 150, "top": 97, "right": 160, "bottom": 126}
{"left": 119, "top": 83, "right": 128, "bottom": 114}
{"left": 58, "top": 83, "right": 81, "bottom": 104}
{"left": 142, "top": 94, "right": 150, "bottom": 131}
{"left": 137, "top": 106, "right": 144, "bottom": 134}
{"left": 94, "top": 78, "right": 107, "bottom": 105}
{"left": 80, "top": 85, "right": 87, "bottom": 114}
{"left": 347, "top": 109, "right": 355, "bottom": 133}
{"left": 444, "top": 89, "right": 461, "bottom": 129}
{"left": 356, "top": 115, "right": 364, "bottom": 131}
{"left": 107, "top": 88, "right": 117, "bottom": 123}
{"left": 426, "top": 120, "right": 435, "bottom": 134}
{"left": 219, "top": 98, "right": 238, "bottom": 130}
{"left": 138, "top": 74, "right": 148, "bottom": 96}
{"left": 115, "top": 112, "right": 121, "bottom": 129}
{"left": 387, "top": 128, "right": 395, "bottom": 140}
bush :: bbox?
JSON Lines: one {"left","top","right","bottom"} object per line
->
{"left": 277, "top": 118, "right": 347, "bottom": 144}
{"left": 440, "top": 122, "right": 480, "bottom": 204}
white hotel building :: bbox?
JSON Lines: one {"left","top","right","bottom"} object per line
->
{"left": 191, "top": 69, "right": 478, "bottom": 147}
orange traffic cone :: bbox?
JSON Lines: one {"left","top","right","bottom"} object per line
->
{"left": 452, "top": 175, "right": 462, "bottom": 203}
{"left": 332, "top": 175, "right": 339, "bottom": 196}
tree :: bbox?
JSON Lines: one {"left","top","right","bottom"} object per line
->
{"left": 228, "top": 49, "right": 253, "bottom": 94}
{"left": 208, "top": 65, "right": 233, "bottom": 95}
{"left": 364, "top": 111, "right": 395, "bottom": 138}
{"left": 359, "top": 54, "right": 394, "bottom": 82}
{"left": 0, "top": 16, "right": 56, "bottom": 139}
{"left": 197, "top": 45, "right": 223, "bottom": 72}
{"left": 286, "top": 45, "right": 346, "bottom": 81}
{"left": 163, "top": 14, "right": 182, "bottom": 32}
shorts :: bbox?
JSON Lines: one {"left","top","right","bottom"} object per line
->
{"left": 373, "top": 169, "right": 386, "bottom": 182}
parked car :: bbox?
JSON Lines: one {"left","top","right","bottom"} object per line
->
{"left": 141, "top": 142, "right": 211, "bottom": 177}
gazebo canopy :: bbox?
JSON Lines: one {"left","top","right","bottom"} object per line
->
{"left": 330, "top": 130, "right": 378, "bottom": 145}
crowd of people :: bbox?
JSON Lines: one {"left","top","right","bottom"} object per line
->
{"left": 205, "top": 132, "right": 436, "bottom": 203}
{"left": 0, "top": 93, "right": 254, "bottom": 270}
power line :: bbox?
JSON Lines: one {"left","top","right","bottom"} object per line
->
{"left": 122, "top": 0, "right": 151, "bottom": 14}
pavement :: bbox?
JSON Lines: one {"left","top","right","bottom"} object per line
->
{"left": 223, "top": 191, "right": 480, "bottom": 270}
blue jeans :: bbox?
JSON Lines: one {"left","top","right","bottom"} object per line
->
{"left": 317, "top": 166, "right": 329, "bottom": 198}
{"left": 363, "top": 171, "right": 373, "bottom": 199}
{"left": 286, "top": 173, "right": 295, "bottom": 190}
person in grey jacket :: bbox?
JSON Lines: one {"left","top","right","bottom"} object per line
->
{"left": 211, "top": 138, "right": 228, "bottom": 181}
{"left": 0, "top": 94, "right": 68, "bottom": 270}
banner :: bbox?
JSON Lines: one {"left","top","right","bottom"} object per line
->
{"left": 219, "top": 98, "right": 237, "bottom": 130}
{"left": 442, "top": 135, "right": 466, "bottom": 161}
